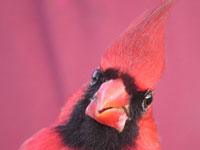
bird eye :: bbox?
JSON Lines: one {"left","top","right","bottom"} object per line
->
{"left": 90, "top": 69, "right": 103, "bottom": 86}
{"left": 142, "top": 90, "right": 153, "bottom": 111}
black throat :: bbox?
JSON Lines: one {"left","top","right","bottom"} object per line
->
{"left": 55, "top": 69, "right": 147, "bottom": 150}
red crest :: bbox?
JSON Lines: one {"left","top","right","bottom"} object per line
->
{"left": 101, "top": 0, "right": 173, "bottom": 90}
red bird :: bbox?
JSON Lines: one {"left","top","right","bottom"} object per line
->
{"left": 20, "top": 1, "right": 173, "bottom": 150}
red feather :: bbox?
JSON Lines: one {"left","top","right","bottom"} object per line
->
{"left": 101, "top": 0, "right": 173, "bottom": 90}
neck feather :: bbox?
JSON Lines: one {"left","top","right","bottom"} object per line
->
{"left": 135, "top": 108, "right": 161, "bottom": 150}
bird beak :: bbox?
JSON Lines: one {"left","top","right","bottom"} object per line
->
{"left": 85, "top": 79, "right": 129, "bottom": 132}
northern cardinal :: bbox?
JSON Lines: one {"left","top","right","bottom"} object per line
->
{"left": 20, "top": 1, "right": 173, "bottom": 150}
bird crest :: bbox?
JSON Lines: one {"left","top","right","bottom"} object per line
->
{"left": 101, "top": 0, "right": 173, "bottom": 90}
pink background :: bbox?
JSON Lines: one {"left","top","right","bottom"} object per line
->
{"left": 0, "top": 0, "right": 200, "bottom": 149}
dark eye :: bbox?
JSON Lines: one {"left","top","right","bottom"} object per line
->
{"left": 90, "top": 69, "right": 103, "bottom": 86}
{"left": 142, "top": 90, "right": 153, "bottom": 111}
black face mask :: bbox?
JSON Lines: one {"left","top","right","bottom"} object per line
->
{"left": 55, "top": 68, "right": 153, "bottom": 150}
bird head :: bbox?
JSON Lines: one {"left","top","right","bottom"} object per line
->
{"left": 57, "top": 1, "right": 173, "bottom": 150}
{"left": 85, "top": 0, "right": 172, "bottom": 132}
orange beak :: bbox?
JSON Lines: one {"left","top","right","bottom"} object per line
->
{"left": 85, "top": 79, "right": 130, "bottom": 132}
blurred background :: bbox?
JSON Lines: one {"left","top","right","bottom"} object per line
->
{"left": 0, "top": 0, "right": 200, "bottom": 149}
